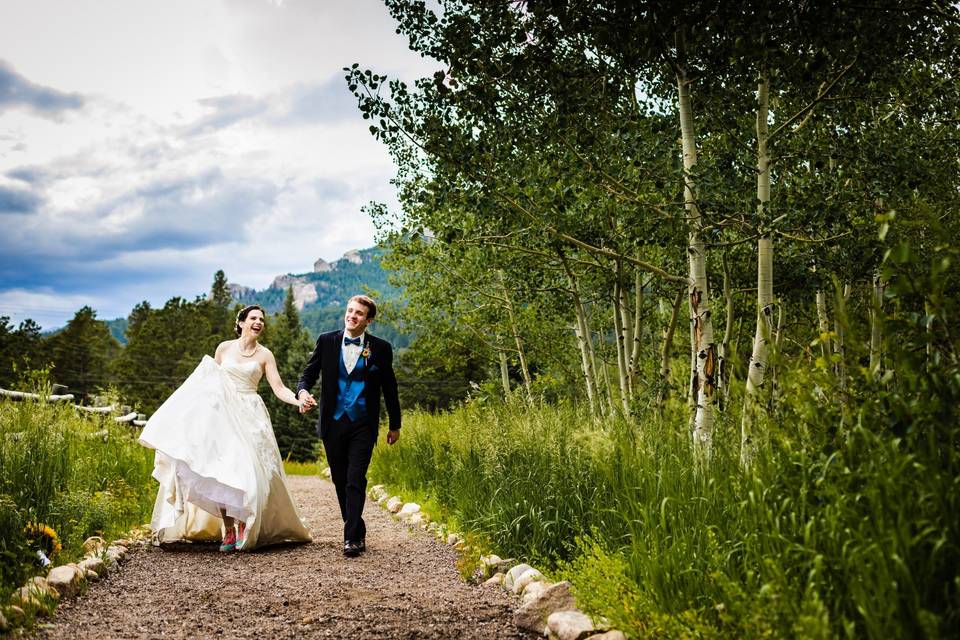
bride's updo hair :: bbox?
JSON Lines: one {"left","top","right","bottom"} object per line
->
{"left": 235, "top": 305, "right": 266, "bottom": 337}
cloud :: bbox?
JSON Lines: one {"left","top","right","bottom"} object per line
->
{"left": 0, "top": 59, "right": 84, "bottom": 117}
{"left": 271, "top": 77, "right": 360, "bottom": 125}
{"left": 180, "top": 76, "right": 361, "bottom": 136}
{"left": 0, "top": 183, "right": 40, "bottom": 213}
{"left": 184, "top": 94, "right": 270, "bottom": 136}
{"left": 5, "top": 166, "right": 44, "bottom": 184}
{"left": 0, "top": 288, "right": 103, "bottom": 329}
{"left": 0, "top": 0, "right": 433, "bottom": 330}
{"left": 0, "top": 167, "right": 281, "bottom": 284}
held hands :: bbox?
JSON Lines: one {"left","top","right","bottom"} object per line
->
{"left": 297, "top": 391, "right": 318, "bottom": 414}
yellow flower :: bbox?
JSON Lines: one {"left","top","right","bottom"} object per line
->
{"left": 361, "top": 347, "right": 371, "bottom": 358}
{"left": 24, "top": 522, "right": 62, "bottom": 557}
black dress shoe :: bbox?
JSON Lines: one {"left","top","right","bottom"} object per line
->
{"left": 343, "top": 540, "right": 362, "bottom": 557}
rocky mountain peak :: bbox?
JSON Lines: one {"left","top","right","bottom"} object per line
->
{"left": 227, "top": 283, "right": 255, "bottom": 300}
{"left": 341, "top": 249, "right": 362, "bottom": 265}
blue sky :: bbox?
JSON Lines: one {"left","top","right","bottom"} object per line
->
{"left": 0, "top": 0, "right": 436, "bottom": 329}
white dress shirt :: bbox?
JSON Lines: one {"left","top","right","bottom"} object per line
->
{"left": 342, "top": 333, "right": 365, "bottom": 374}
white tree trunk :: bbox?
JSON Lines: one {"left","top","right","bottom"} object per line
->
{"left": 629, "top": 270, "right": 645, "bottom": 389}
{"left": 869, "top": 272, "right": 884, "bottom": 377}
{"left": 658, "top": 288, "right": 685, "bottom": 408}
{"left": 834, "top": 282, "right": 850, "bottom": 389}
{"left": 816, "top": 287, "right": 831, "bottom": 360}
{"left": 677, "top": 67, "right": 717, "bottom": 458}
{"left": 499, "top": 273, "right": 533, "bottom": 401}
{"left": 499, "top": 347, "right": 511, "bottom": 397}
{"left": 741, "top": 74, "right": 775, "bottom": 469}
{"left": 558, "top": 249, "right": 599, "bottom": 413}
{"left": 612, "top": 275, "right": 631, "bottom": 414}
{"left": 617, "top": 270, "right": 635, "bottom": 397}
{"left": 719, "top": 252, "right": 735, "bottom": 405}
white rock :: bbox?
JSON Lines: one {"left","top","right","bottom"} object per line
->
{"left": 513, "top": 581, "right": 578, "bottom": 635}
{"left": 78, "top": 556, "right": 106, "bottom": 578}
{"left": 386, "top": 497, "right": 403, "bottom": 513}
{"left": 112, "top": 538, "right": 132, "bottom": 547}
{"left": 446, "top": 533, "right": 462, "bottom": 546}
{"left": 483, "top": 573, "right": 505, "bottom": 587}
{"left": 408, "top": 513, "right": 426, "bottom": 527}
{"left": 47, "top": 565, "right": 83, "bottom": 598}
{"left": 84, "top": 569, "right": 98, "bottom": 581}
{"left": 82, "top": 536, "right": 106, "bottom": 554}
{"left": 11, "top": 586, "right": 43, "bottom": 610}
{"left": 513, "top": 568, "right": 545, "bottom": 594}
{"left": 369, "top": 484, "right": 387, "bottom": 500}
{"left": 106, "top": 546, "right": 126, "bottom": 563}
{"left": 5, "top": 606, "right": 24, "bottom": 626}
{"left": 479, "top": 554, "right": 503, "bottom": 578}
{"left": 547, "top": 610, "right": 595, "bottom": 640}
{"left": 30, "top": 576, "right": 51, "bottom": 592}
{"left": 503, "top": 563, "right": 533, "bottom": 591}
{"left": 399, "top": 502, "right": 421, "bottom": 515}
{"left": 521, "top": 580, "right": 548, "bottom": 605}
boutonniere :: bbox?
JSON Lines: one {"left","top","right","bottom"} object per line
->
{"left": 361, "top": 342, "right": 371, "bottom": 359}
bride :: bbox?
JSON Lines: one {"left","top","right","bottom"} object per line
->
{"left": 139, "top": 305, "right": 312, "bottom": 551}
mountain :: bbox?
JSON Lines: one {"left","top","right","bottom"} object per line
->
{"left": 231, "top": 246, "right": 409, "bottom": 347}
{"left": 102, "top": 247, "right": 408, "bottom": 347}
{"left": 231, "top": 247, "right": 397, "bottom": 313}
{"left": 106, "top": 317, "right": 129, "bottom": 345}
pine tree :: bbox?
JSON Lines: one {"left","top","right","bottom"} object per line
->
{"left": 261, "top": 287, "right": 318, "bottom": 461}
{"left": 46, "top": 306, "right": 120, "bottom": 398}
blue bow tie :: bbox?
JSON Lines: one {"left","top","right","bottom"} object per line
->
{"left": 344, "top": 336, "right": 362, "bottom": 346}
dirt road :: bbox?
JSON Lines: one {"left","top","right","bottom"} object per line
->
{"left": 38, "top": 475, "right": 527, "bottom": 639}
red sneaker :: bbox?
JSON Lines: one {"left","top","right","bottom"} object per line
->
{"left": 219, "top": 528, "right": 237, "bottom": 552}
{"left": 236, "top": 522, "right": 247, "bottom": 549}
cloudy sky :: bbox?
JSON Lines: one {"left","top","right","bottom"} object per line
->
{"left": 0, "top": 0, "right": 437, "bottom": 329}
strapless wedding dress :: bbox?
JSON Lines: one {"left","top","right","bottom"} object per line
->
{"left": 139, "top": 355, "right": 311, "bottom": 549}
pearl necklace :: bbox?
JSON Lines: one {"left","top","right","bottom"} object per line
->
{"left": 238, "top": 341, "right": 258, "bottom": 358}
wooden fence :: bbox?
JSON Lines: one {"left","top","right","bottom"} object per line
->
{"left": 0, "top": 388, "right": 148, "bottom": 426}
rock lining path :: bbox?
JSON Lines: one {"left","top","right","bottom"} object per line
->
{"left": 38, "top": 476, "right": 530, "bottom": 639}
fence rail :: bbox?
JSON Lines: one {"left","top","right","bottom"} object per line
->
{"left": 0, "top": 388, "right": 75, "bottom": 402}
{"left": 0, "top": 387, "right": 148, "bottom": 425}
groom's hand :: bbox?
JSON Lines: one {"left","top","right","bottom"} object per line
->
{"left": 297, "top": 391, "right": 317, "bottom": 413}
{"left": 386, "top": 429, "right": 400, "bottom": 445}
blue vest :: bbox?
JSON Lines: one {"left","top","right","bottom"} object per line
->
{"left": 333, "top": 347, "right": 367, "bottom": 423}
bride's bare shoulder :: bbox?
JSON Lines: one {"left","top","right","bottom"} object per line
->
{"left": 214, "top": 339, "right": 237, "bottom": 358}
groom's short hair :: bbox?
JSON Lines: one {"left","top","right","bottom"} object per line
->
{"left": 349, "top": 294, "right": 377, "bottom": 320}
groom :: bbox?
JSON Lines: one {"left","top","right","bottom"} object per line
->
{"left": 295, "top": 294, "right": 401, "bottom": 557}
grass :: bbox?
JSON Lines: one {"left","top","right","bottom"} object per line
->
{"left": 283, "top": 459, "right": 323, "bottom": 476}
{"left": 0, "top": 393, "right": 154, "bottom": 599}
{"left": 368, "top": 367, "right": 960, "bottom": 639}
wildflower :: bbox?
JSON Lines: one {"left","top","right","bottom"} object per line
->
{"left": 24, "top": 522, "right": 62, "bottom": 558}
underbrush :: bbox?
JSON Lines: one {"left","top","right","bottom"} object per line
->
{"left": 370, "top": 369, "right": 959, "bottom": 638}
{"left": 0, "top": 395, "right": 154, "bottom": 598}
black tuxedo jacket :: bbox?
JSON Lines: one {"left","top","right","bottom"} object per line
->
{"left": 296, "top": 330, "right": 401, "bottom": 440}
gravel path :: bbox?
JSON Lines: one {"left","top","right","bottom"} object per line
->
{"left": 38, "top": 476, "right": 529, "bottom": 639}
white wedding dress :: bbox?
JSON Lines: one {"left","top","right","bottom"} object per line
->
{"left": 139, "top": 355, "right": 312, "bottom": 550}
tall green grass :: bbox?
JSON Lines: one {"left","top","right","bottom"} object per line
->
{"left": 0, "top": 396, "right": 154, "bottom": 597}
{"left": 370, "top": 367, "right": 960, "bottom": 638}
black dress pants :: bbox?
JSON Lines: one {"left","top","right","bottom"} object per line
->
{"left": 322, "top": 416, "right": 375, "bottom": 542}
